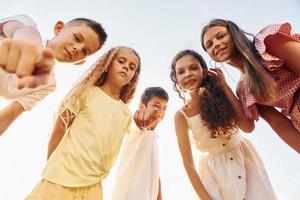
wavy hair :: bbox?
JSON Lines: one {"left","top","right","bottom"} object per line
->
{"left": 57, "top": 46, "right": 141, "bottom": 128}
{"left": 201, "top": 19, "right": 276, "bottom": 101}
{"left": 170, "top": 49, "right": 237, "bottom": 137}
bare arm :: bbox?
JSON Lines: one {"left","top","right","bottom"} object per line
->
{"left": 210, "top": 68, "right": 255, "bottom": 132}
{"left": 3, "top": 20, "right": 43, "bottom": 48}
{"left": 0, "top": 101, "right": 24, "bottom": 135}
{"left": 157, "top": 178, "right": 162, "bottom": 200}
{"left": 265, "top": 33, "right": 300, "bottom": 76}
{"left": 47, "top": 109, "right": 74, "bottom": 159}
{"left": 174, "top": 111, "right": 212, "bottom": 200}
{"left": 223, "top": 84, "right": 255, "bottom": 132}
{"left": 0, "top": 18, "right": 55, "bottom": 88}
{"left": 258, "top": 105, "right": 300, "bottom": 153}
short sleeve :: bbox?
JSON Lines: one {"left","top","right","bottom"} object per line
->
{"left": 255, "top": 23, "right": 300, "bottom": 71}
{"left": 16, "top": 77, "right": 56, "bottom": 111}
{"left": 0, "top": 14, "right": 37, "bottom": 37}
{"left": 63, "top": 86, "right": 93, "bottom": 115}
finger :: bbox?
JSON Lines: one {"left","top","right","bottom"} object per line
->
{"left": 16, "top": 49, "right": 36, "bottom": 77}
{"left": 34, "top": 48, "right": 55, "bottom": 74}
{"left": 134, "top": 110, "right": 142, "bottom": 129}
{"left": 17, "top": 73, "right": 50, "bottom": 89}
{"left": 0, "top": 39, "right": 11, "bottom": 68}
{"left": 6, "top": 42, "right": 20, "bottom": 73}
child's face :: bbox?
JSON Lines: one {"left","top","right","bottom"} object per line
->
{"left": 145, "top": 97, "right": 168, "bottom": 123}
{"left": 49, "top": 22, "right": 101, "bottom": 63}
{"left": 107, "top": 48, "right": 139, "bottom": 87}
{"left": 175, "top": 55, "right": 204, "bottom": 92}
{"left": 202, "top": 26, "right": 236, "bottom": 62}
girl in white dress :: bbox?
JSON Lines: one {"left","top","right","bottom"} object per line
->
{"left": 170, "top": 49, "right": 277, "bottom": 200}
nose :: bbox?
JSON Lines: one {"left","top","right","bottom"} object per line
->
{"left": 72, "top": 43, "right": 84, "bottom": 55}
{"left": 212, "top": 39, "right": 221, "bottom": 50}
{"left": 185, "top": 71, "right": 192, "bottom": 78}
{"left": 122, "top": 63, "right": 129, "bottom": 71}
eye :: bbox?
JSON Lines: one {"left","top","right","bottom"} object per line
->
{"left": 205, "top": 41, "right": 212, "bottom": 49}
{"left": 217, "top": 33, "right": 226, "bottom": 39}
{"left": 73, "top": 34, "right": 80, "bottom": 42}
{"left": 176, "top": 70, "right": 184, "bottom": 75}
{"left": 191, "top": 65, "right": 199, "bottom": 70}
{"left": 118, "top": 58, "right": 125, "bottom": 63}
{"left": 129, "top": 64, "right": 136, "bottom": 71}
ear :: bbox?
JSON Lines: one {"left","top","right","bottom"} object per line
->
{"left": 139, "top": 102, "right": 146, "bottom": 109}
{"left": 74, "top": 60, "right": 85, "bottom": 65}
{"left": 54, "top": 21, "right": 65, "bottom": 35}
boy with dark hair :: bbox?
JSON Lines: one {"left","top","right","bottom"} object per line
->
{"left": 112, "top": 87, "right": 168, "bottom": 200}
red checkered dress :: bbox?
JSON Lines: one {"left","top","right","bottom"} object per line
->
{"left": 237, "top": 23, "right": 300, "bottom": 131}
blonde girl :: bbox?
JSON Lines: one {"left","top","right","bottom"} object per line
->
{"left": 26, "top": 46, "right": 141, "bottom": 200}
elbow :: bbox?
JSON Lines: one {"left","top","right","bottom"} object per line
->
{"left": 239, "top": 121, "right": 255, "bottom": 133}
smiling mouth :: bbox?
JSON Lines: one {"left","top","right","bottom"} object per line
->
{"left": 216, "top": 47, "right": 227, "bottom": 56}
{"left": 64, "top": 48, "right": 72, "bottom": 60}
{"left": 184, "top": 79, "right": 196, "bottom": 85}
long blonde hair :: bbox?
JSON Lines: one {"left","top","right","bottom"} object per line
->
{"left": 57, "top": 46, "right": 141, "bottom": 128}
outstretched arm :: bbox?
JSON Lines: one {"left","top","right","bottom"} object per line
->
{"left": 174, "top": 111, "right": 212, "bottom": 200}
{"left": 0, "top": 16, "right": 55, "bottom": 88}
{"left": 258, "top": 105, "right": 300, "bottom": 153}
{"left": 157, "top": 178, "right": 162, "bottom": 200}
{"left": 0, "top": 101, "right": 24, "bottom": 135}
{"left": 265, "top": 33, "right": 300, "bottom": 76}
{"left": 47, "top": 109, "right": 75, "bottom": 159}
{"left": 209, "top": 68, "right": 255, "bottom": 132}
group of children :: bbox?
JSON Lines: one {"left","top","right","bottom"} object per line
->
{"left": 0, "top": 14, "right": 299, "bottom": 200}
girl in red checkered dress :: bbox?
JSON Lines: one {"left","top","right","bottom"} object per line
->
{"left": 201, "top": 19, "right": 300, "bottom": 153}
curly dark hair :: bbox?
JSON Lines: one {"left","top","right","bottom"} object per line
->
{"left": 170, "top": 49, "right": 238, "bottom": 137}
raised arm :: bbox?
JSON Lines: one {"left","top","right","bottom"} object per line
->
{"left": 174, "top": 111, "right": 212, "bottom": 200}
{"left": 0, "top": 101, "right": 24, "bottom": 135}
{"left": 210, "top": 68, "right": 255, "bottom": 132}
{"left": 258, "top": 105, "right": 300, "bottom": 153}
{"left": 0, "top": 15, "right": 54, "bottom": 88}
{"left": 264, "top": 31, "right": 300, "bottom": 76}
{"left": 0, "top": 82, "right": 55, "bottom": 136}
{"left": 47, "top": 109, "right": 75, "bottom": 159}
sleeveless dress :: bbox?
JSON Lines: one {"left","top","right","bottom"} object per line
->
{"left": 179, "top": 110, "right": 277, "bottom": 200}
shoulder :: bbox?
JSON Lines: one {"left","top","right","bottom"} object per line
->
{"left": 0, "top": 14, "right": 36, "bottom": 27}
{"left": 174, "top": 110, "right": 187, "bottom": 125}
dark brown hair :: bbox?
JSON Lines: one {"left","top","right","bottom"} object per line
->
{"left": 170, "top": 49, "right": 237, "bottom": 137}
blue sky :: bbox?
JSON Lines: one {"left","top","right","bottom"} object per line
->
{"left": 0, "top": 0, "right": 299, "bottom": 199}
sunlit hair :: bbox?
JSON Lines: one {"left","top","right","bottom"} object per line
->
{"left": 56, "top": 46, "right": 141, "bottom": 129}
{"left": 201, "top": 19, "right": 276, "bottom": 101}
{"left": 170, "top": 49, "right": 237, "bottom": 138}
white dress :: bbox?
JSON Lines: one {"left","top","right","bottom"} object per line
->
{"left": 179, "top": 110, "right": 277, "bottom": 200}
{"left": 112, "top": 125, "right": 160, "bottom": 200}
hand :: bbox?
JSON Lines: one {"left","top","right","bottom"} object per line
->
{"left": 133, "top": 105, "right": 160, "bottom": 130}
{"left": 208, "top": 68, "right": 227, "bottom": 88}
{"left": 0, "top": 39, "right": 55, "bottom": 89}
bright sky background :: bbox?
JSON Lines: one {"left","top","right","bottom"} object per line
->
{"left": 0, "top": 0, "right": 299, "bottom": 199}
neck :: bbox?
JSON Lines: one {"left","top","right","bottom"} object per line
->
{"left": 100, "top": 83, "right": 122, "bottom": 100}
{"left": 227, "top": 53, "right": 245, "bottom": 73}
{"left": 189, "top": 89, "right": 200, "bottom": 101}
